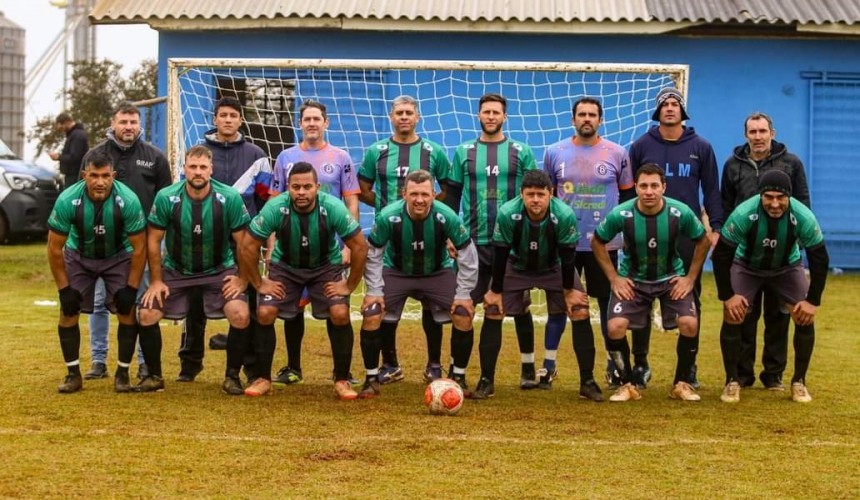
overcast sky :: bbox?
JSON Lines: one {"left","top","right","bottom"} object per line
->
{"left": 1, "top": 0, "right": 157, "bottom": 163}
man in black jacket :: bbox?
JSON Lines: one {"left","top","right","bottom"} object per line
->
{"left": 50, "top": 113, "right": 88, "bottom": 191}
{"left": 721, "top": 112, "right": 811, "bottom": 390}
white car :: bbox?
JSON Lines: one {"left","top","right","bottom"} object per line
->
{"left": 0, "top": 138, "right": 61, "bottom": 243}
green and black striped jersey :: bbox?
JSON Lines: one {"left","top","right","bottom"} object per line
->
{"left": 368, "top": 199, "right": 470, "bottom": 275}
{"left": 448, "top": 138, "right": 537, "bottom": 246}
{"left": 148, "top": 179, "right": 250, "bottom": 275}
{"left": 249, "top": 191, "right": 361, "bottom": 269}
{"left": 595, "top": 196, "right": 705, "bottom": 282}
{"left": 492, "top": 196, "right": 580, "bottom": 272}
{"left": 721, "top": 195, "right": 824, "bottom": 269}
{"left": 48, "top": 179, "right": 146, "bottom": 258}
{"left": 359, "top": 137, "right": 450, "bottom": 212}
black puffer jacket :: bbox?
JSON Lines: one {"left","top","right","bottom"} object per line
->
{"left": 721, "top": 140, "right": 810, "bottom": 213}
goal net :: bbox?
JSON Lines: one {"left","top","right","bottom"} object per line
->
{"left": 167, "top": 58, "right": 688, "bottom": 321}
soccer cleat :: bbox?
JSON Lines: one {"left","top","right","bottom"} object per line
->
{"left": 114, "top": 371, "right": 133, "bottom": 393}
{"left": 790, "top": 381, "right": 812, "bottom": 403}
{"left": 631, "top": 364, "right": 652, "bottom": 389}
{"left": 609, "top": 382, "right": 642, "bottom": 402}
{"left": 669, "top": 381, "right": 701, "bottom": 402}
{"left": 451, "top": 374, "right": 472, "bottom": 398}
{"left": 84, "top": 362, "right": 108, "bottom": 380}
{"left": 137, "top": 363, "right": 150, "bottom": 382}
{"left": 329, "top": 370, "right": 360, "bottom": 385}
{"left": 720, "top": 381, "right": 741, "bottom": 403}
{"left": 471, "top": 377, "right": 495, "bottom": 400}
{"left": 688, "top": 364, "right": 700, "bottom": 390}
{"left": 423, "top": 363, "right": 443, "bottom": 383}
{"left": 520, "top": 365, "right": 538, "bottom": 390}
{"left": 377, "top": 364, "right": 405, "bottom": 385}
{"left": 334, "top": 380, "right": 358, "bottom": 400}
{"left": 272, "top": 366, "right": 303, "bottom": 386}
{"left": 605, "top": 360, "right": 623, "bottom": 390}
{"left": 762, "top": 376, "right": 786, "bottom": 392}
{"left": 579, "top": 379, "right": 605, "bottom": 402}
{"left": 135, "top": 375, "right": 165, "bottom": 393}
{"left": 357, "top": 378, "right": 381, "bottom": 399}
{"left": 244, "top": 378, "right": 272, "bottom": 397}
{"left": 537, "top": 368, "right": 558, "bottom": 390}
{"left": 221, "top": 376, "right": 244, "bottom": 396}
{"left": 58, "top": 373, "right": 83, "bottom": 394}
{"left": 208, "top": 333, "right": 228, "bottom": 350}
{"left": 175, "top": 363, "right": 203, "bottom": 383}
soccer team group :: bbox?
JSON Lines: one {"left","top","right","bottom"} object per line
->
{"left": 47, "top": 87, "right": 829, "bottom": 405}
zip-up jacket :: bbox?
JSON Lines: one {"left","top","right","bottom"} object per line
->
{"left": 202, "top": 129, "right": 272, "bottom": 216}
{"left": 721, "top": 140, "right": 810, "bottom": 213}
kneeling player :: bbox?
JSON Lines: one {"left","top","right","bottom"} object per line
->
{"left": 357, "top": 170, "right": 478, "bottom": 398}
{"left": 591, "top": 164, "right": 710, "bottom": 402}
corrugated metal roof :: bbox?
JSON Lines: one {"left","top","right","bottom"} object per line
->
{"left": 89, "top": 0, "right": 860, "bottom": 26}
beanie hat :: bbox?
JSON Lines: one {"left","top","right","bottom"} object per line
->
{"left": 651, "top": 87, "right": 690, "bottom": 121}
{"left": 758, "top": 170, "right": 792, "bottom": 196}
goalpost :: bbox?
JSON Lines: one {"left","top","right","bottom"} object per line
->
{"left": 167, "top": 58, "right": 688, "bottom": 321}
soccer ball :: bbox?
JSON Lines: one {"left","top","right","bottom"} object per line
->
{"left": 424, "top": 378, "right": 464, "bottom": 416}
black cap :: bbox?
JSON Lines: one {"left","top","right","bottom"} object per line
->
{"left": 758, "top": 170, "right": 792, "bottom": 196}
{"left": 651, "top": 87, "right": 690, "bottom": 121}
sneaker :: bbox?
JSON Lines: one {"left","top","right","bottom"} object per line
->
{"left": 221, "top": 376, "right": 244, "bottom": 396}
{"left": 377, "top": 364, "right": 404, "bottom": 385}
{"left": 609, "top": 382, "right": 642, "bottom": 402}
{"left": 135, "top": 375, "right": 165, "bottom": 393}
{"left": 471, "top": 377, "right": 495, "bottom": 400}
{"left": 137, "top": 363, "right": 150, "bottom": 382}
{"left": 537, "top": 368, "right": 558, "bottom": 390}
{"left": 175, "top": 363, "right": 203, "bottom": 383}
{"left": 520, "top": 365, "right": 538, "bottom": 390}
{"left": 688, "top": 364, "right": 700, "bottom": 390}
{"left": 790, "top": 381, "right": 812, "bottom": 403}
{"left": 631, "top": 364, "right": 652, "bottom": 389}
{"left": 273, "top": 366, "right": 303, "bottom": 386}
{"left": 334, "top": 380, "right": 358, "bottom": 400}
{"left": 605, "top": 361, "right": 623, "bottom": 391}
{"left": 579, "top": 379, "right": 605, "bottom": 402}
{"left": 244, "top": 378, "right": 272, "bottom": 397}
{"left": 451, "top": 374, "right": 472, "bottom": 398}
{"left": 58, "top": 373, "right": 83, "bottom": 394}
{"left": 669, "top": 381, "right": 701, "bottom": 402}
{"left": 423, "top": 363, "right": 443, "bottom": 383}
{"left": 358, "top": 378, "right": 381, "bottom": 399}
{"left": 84, "top": 362, "right": 108, "bottom": 380}
{"left": 720, "top": 381, "right": 741, "bottom": 403}
{"left": 114, "top": 370, "right": 133, "bottom": 393}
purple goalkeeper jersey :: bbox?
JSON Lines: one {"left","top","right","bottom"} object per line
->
{"left": 543, "top": 137, "right": 633, "bottom": 251}
{"left": 270, "top": 142, "right": 359, "bottom": 199}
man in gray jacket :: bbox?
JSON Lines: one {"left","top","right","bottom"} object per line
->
{"left": 721, "top": 112, "right": 811, "bottom": 390}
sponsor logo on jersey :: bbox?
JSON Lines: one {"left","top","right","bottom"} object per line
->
{"left": 115, "top": 196, "right": 125, "bottom": 208}
{"left": 169, "top": 195, "right": 181, "bottom": 204}
{"left": 388, "top": 215, "right": 401, "bottom": 223}
{"left": 280, "top": 206, "right": 290, "bottom": 215}
{"left": 748, "top": 214, "right": 759, "bottom": 221}
{"left": 620, "top": 210, "right": 633, "bottom": 218}
{"left": 72, "top": 199, "right": 82, "bottom": 206}
{"left": 423, "top": 142, "right": 433, "bottom": 152}
{"left": 512, "top": 213, "right": 522, "bottom": 221}
{"left": 322, "top": 163, "right": 334, "bottom": 174}
{"left": 669, "top": 206, "right": 681, "bottom": 217}
{"left": 595, "top": 163, "right": 608, "bottom": 176}
{"left": 319, "top": 206, "right": 328, "bottom": 216}
{"left": 436, "top": 212, "right": 447, "bottom": 224}
{"left": 790, "top": 213, "right": 797, "bottom": 226}
{"left": 215, "top": 193, "right": 226, "bottom": 204}
{"left": 377, "top": 144, "right": 389, "bottom": 151}
{"left": 550, "top": 213, "right": 558, "bottom": 224}
{"left": 463, "top": 144, "right": 476, "bottom": 150}
{"left": 512, "top": 142, "right": 523, "bottom": 152}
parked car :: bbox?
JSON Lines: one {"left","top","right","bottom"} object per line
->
{"left": 0, "top": 138, "right": 61, "bottom": 243}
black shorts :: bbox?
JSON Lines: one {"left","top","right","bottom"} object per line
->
{"left": 381, "top": 267, "right": 456, "bottom": 324}
{"left": 608, "top": 279, "right": 697, "bottom": 330}
{"left": 142, "top": 266, "right": 246, "bottom": 320}
{"left": 730, "top": 261, "right": 808, "bottom": 306}
{"left": 501, "top": 263, "right": 585, "bottom": 316}
{"left": 260, "top": 263, "right": 349, "bottom": 319}
{"left": 64, "top": 249, "right": 131, "bottom": 314}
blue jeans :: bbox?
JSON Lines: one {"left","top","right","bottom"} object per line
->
{"left": 89, "top": 271, "right": 149, "bottom": 364}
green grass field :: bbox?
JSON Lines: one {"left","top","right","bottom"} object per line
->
{"left": 1, "top": 243, "right": 857, "bottom": 498}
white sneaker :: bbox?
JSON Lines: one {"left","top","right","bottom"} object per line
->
{"left": 720, "top": 381, "right": 741, "bottom": 403}
{"left": 790, "top": 381, "right": 812, "bottom": 403}
{"left": 669, "top": 381, "right": 701, "bottom": 401}
{"left": 609, "top": 382, "right": 642, "bottom": 402}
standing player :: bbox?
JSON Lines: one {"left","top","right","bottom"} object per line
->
{"left": 542, "top": 96, "right": 634, "bottom": 390}
{"left": 47, "top": 151, "right": 147, "bottom": 393}
{"left": 721, "top": 112, "right": 810, "bottom": 390}
{"left": 357, "top": 170, "right": 477, "bottom": 398}
{"left": 713, "top": 170, "right": 828, "bottom": 403}
{"left": 240, "top": 162, "right": 368, "bottom": 400}
{"left": 269, "top": 100, "right": 360, "bottom": 386}
{"left": 627, "top": 88, "right": 723, "bottom": 389}
{"left": 592, "top": 164, "right": 710, "bottom": 402}
{"left": 139, "top": 146, "right": 252, "bottom": 394}
{"left": 479, "top": 170, "right": 597, "bottom": 400}
{"left": 446, "top": 93, "right": 537, "bottom": 390}
{"left": 358, "top": 95, "right": 452, "bottom": 384}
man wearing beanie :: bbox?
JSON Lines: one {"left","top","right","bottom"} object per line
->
{"left": 712, "top": 170, "right": 829, "bottom": 403}
{"left": 626, "top": 87, "right": 723, "bottom": 389}
{"left": 721, "top": 112, "right": 811, "bottom": 391}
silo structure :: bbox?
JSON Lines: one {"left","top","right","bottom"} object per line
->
{"left": 0, "top": 11, "right": 25, "bottom": 157}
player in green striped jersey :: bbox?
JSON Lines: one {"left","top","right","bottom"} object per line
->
{"left": 47, "top": 151, "right": 147, "bottom": 394}
{"left": 356, "top": 169, "right": 478, "bottom": 397}
{"left": 357, "top": 95, "right": 453, "bottom": 386}
{"left": 712, "top": 170, "right": 829, "bottom": 403}
{"left": 240, "top": 162, "right": 369, "bottom": 400}
{"left": 139, "top": 145, "right": 252, "bottom": 395}
{"left": 592, "top": 164, "right": 710, "bottom": 402}
{"left": 478, "top": 170, "right": 597, "bottom": 400}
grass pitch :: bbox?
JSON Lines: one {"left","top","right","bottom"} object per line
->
{"left": 0, "top": 243, "right": 857, "bottom": 498}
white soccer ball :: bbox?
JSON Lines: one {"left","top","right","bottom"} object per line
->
{"left": 424, "top": 378, "right": 464, "bottom": 416}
